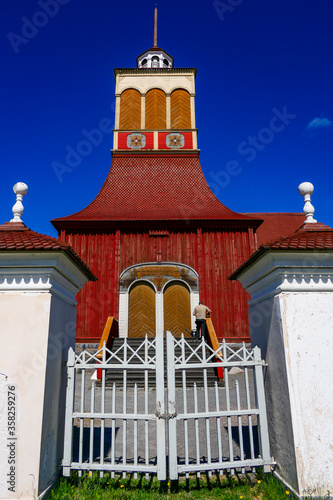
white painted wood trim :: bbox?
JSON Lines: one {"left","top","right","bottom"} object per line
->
{"left": 191, "top": 291, "right": 200, "bottom": 330}
{"left": 166, "top": 95, "right": 171, "bottom": 129}
{"left": 190, "top": 95, "right": 196, "bottom": 129}
{"left": 114, "top": 95, "right": 120, "bottom": 130}
{"left": 156, "top": 291, "right": 163, "bottom": 335}
{"left": 118, "top": 291, "right": 127, "bottom": 338}
{"left": 141, "top": 94, "right": 145, "bottom": 129}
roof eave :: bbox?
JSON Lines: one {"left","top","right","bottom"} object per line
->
{"left": 229, "top": 246, "right": 333, "bottom": 281}
{"left": 51, "top": 217, "right": 263, "bottom": 231}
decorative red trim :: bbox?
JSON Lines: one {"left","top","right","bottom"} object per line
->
{"left": 117, "top": 132, "right": 154, "bottom": 150}
{"left": 158, "top": 132, "right": 193, "bottom": 150}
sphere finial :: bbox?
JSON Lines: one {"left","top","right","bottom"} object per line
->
{"left": 10, "top": 182, "right": 29, "bottom": 223}
{"left": 298, "top": 182, "right": 317, "bottom": 223}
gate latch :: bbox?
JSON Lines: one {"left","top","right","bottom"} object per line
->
{"left": 155, "top": 402, "right": 177, "bottom": 420}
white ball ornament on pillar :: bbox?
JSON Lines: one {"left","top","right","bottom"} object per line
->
{"left": 10, "top": 182, "right": 29, "bottom": 223}
{"left": 298, "top": 182, "right": 317, "bottom": 223}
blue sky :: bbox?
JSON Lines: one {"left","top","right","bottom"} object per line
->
{"left": 1, "top": 0, "right": 332, "bottom": 236}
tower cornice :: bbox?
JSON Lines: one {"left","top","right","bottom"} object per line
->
{"left": 114, "top": 67, "right": 197, "bottom": 79}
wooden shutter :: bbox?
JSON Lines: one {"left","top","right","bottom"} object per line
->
{"left": 145, "top": 89, "right": 166, "bottom": 129}
{"left": 119, "top": 89, "right": 141, "bottom": 130}
{"left": 170, "top": 89, "right": 191, "bottom": 129}
{"left": 164, "top": 283, "right": 191, "bottom": 337}
{"left": 128, "top": 283, "right": 156, "bottom": 338}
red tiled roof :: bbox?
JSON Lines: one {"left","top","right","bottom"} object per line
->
{"left": 52, "top": 154, "right": 261, "bottom": 226}
{"left": 0, "top": 222, "right": 96, "bottom": 280}
{"left": 229, "top": 223, "right": 333, "bottom": 280}
{"left": 268, "top": 223, "right": 333, "bottom": 250}
{"left": 0, "top": 222, "right": 71, "bottom": 251}
{"left": 242, "top": 212, "right": 305, "bottom": 246}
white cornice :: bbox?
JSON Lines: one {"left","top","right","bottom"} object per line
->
{"left": 236, "top": 251, "right": 333, "bottom": 304}
{"left": 0, "top": 252, "right": 91, "bottom": 305}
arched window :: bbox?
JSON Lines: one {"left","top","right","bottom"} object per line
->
{"left": 141, "top": 58, "right": 148, "bottom": 67}
{"left": 145, "top": 88, "right": 166, "bottom": 129}
{"left": 151, "top": 56, "right": 159, "bottom": 68}
{"left": 119, "top": 89, "right": 141, "bottom": 130}
{"left": 163, "top": 59, "right": 169, "bottom": 67}
{"left": 170, "top": 89, "right": 191, "bottom": 129}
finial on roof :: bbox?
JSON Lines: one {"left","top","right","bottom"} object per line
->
{"left": 298, "top": 182, "right": 317, "bottom": 223}
{"left": 10, "top": 182, "right": 28, "bottom": 223}
{"left": 153, "top": 2, "right": 158, "bottom": 47}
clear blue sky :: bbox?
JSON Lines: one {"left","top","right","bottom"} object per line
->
{"left": 1, "top": 0, "right": 332, "bottom": 236}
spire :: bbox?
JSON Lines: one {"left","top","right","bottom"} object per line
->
{"left": 136, "top": 3, "right": 174, "bottom": 69}
{"left": 153, "top": 2, "right": 158, "bottom": 47}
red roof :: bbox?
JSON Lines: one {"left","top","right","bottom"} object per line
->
{"left": 229, "top": 222, "right": 333, "bottom": 280}
{"left": 52, "top": 154, "right": 261, "bottom": 227}
{"left": 268, "top": 223, "right": 333, "bottom": 250}
{"left": 243, "top": 212, "right": 305, "bottom": 246}
{"left": 0, "top": 222, "right": 96, "bottom": 280}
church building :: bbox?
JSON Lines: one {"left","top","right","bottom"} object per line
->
{"left": 52, "top": 7, "right": 303, "bottom": 343}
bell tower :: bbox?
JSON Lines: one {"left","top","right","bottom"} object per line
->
{"left": 113, "top": 4, "right": 198, "bottom": 152}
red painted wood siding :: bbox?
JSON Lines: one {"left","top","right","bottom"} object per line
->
{"left": 63, "top": 228, "right": 252, "bottom": 342}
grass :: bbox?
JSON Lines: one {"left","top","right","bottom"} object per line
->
{"left": 50, "top": 469, "right": 293, "bottom": 499}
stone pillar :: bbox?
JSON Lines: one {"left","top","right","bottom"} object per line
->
{"left": 233, "top": 249, "right": 333, "bottom": 497}
{"left": 0, "top": 249, "right": 94, "bottom": 499}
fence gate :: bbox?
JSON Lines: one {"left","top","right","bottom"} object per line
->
{"left": 62, "top": 332, "right": 274, "bottom": 480}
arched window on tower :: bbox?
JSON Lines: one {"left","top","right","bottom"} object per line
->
{"left": 145, "top": 89, "right": 166, "bottom": 129}
{"left": 141, "top": 58, "right": 148, "bottom": 68}
{"left": 163, "top": 59, "right": 169, "bottom": 68}
{"left": 170, "top": 89, "right": 191, "bottom": 129}
{"left": 151, "top": 56, "right": 159, "bottom": 68}
{"left": 119, "top": 89, "right": 141, "bottom": 130}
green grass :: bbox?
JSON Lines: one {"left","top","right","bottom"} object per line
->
{"left": 50, "top": 469, "right": 293, "bottom": 499}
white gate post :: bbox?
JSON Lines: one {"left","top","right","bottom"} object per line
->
{"left": 155, "top": 331, "right": 166, "bottom": 480}
{"left": 253, "top": 347, "right": 272, "bottom": 473}
{"left": 166, "top": 332, "right": 177, "bottom": 480}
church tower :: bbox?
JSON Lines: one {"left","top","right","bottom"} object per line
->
{"left": 52, "top": 6, "right": 261, "bottom": 343}
{"left": 114, "top": 4, "right": 197, "bottom": 154}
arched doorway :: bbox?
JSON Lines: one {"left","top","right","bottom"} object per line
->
{"left": 119, "top": 263, "right": 199, "bottom": 338}
{"left": 128, "top": 281, "right": 156, "bottom": 338}
{"left": 163, "top": 281, "right": 191, "bottom": 337}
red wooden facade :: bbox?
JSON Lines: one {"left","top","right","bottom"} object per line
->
{"left": 58, "top": 223, "right": 257, "bottom": 343}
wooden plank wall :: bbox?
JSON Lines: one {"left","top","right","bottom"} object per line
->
{"left": 119, "top": 89, "right": 141, "bottom": 130}
{"left": 64, "top": 227, "right": 253, "bottom": 342}
{"left": 164, "top": 283, "right": 191, "bottom": 337}
{"left": 145, "top": 89, "right": 166, "bottom": 129}
{"left": 128, "top": 282, "right": 156, "bottom": 337}
{"left": 170, "top": 89, "right": 191, "bottom": 129}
